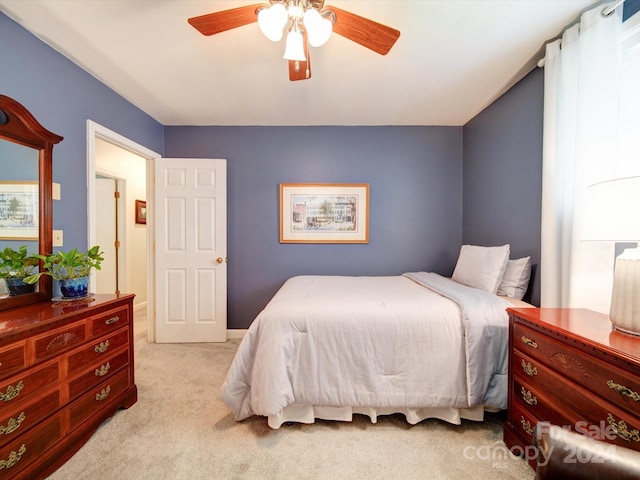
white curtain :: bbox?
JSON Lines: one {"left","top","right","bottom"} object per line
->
{"left": 540, "top": 3, "right": 623, "bottom": 311}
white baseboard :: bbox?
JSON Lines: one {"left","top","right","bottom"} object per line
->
{"left": 134, "top": 301, "right": 147, "bottom": 312}
{"left": 227, "top": 329, "right": 247, "bottom": 339}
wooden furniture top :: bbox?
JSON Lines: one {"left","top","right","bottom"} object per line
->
{"left": 507, "top": 307, "right": 640, "bottom": 367}
{"left": 0, "top": 294, "right": 135, "bottom": 346}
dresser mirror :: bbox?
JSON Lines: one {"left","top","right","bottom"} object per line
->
{"left": 0, "top": 94, "right": 62, "bottom": 311}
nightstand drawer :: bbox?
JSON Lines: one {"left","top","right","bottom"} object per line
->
{"left": 91, "top": 306, "right": 129, "bottom": 337}
{"left": 67, "top": 328, "right": 129, "bottom": 375}
{"left": 509, "top": 399, "right": 539, "bottom": 444}
{"left": 512, "top": 375, "right": 573, "bottom": 428}
{"left": 514, "top": 322, "right": 640, "bottom": 418}
{"left": 512, "top": 349, "right": 591, "bottom": 404}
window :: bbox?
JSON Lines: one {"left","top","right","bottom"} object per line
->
{"left": 617, "top": 11, "right": 640, "bottom": 177}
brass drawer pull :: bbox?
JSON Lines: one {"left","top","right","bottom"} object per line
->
{"left": 521, "top": 387, "right": 538, "bottom": 406}
{"left": 520, "top": 336, "right": 538, "bottom": 349}
{"left": 95, "top": 340, "right": 110, "bottom": 353}
{"left": 95, "top": 362, "right": 111, "bottom": 377}
{"left": 520, "top": 416, "right": 534, "bottom": 435}
{"left": 0, "top": 444, "right": 26, "bottom": 470}
{"left": 96, "top": 386, "right": 111, "bottom": 401}
{"left": 521, "top": 359, "right": 538, "bottom": 377}
{"left": 0, "top": 412, "right": 25, "bottom": 436}
{"left": 607, "top": 380, "right": 640, "bottom": 401}
{"left": 0, "top": 381, "right": 24, "bottom": 403}
{"left": 607, "top": 413, "right": 640, "bottom": 442}
{"left": 105, "top": 316, "right": 120, "bottom": 326}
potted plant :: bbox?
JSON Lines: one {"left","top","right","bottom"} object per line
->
{"left": 0, "top": 245, "right": 41, "bottom": 296}
{"left": 24, "top": 245, "right": 104, "bottom": 298}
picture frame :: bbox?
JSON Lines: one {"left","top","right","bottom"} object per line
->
{"left": 0, "top": 181, "right": 39, "bottom": 240}
{"left": 135, "top": 199, "right": 147, "bottom": 225}
{"left": 279, "top": 183, "right": 370, "bottom": 244}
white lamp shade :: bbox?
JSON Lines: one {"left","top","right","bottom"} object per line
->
{"left": 303, "top": 9, "right": 332, "bottom": 47}
{"left": 283, "top": 30, "right": 306, "bottom": 61}
{"left": 582, "top": 176, "right": 640, "bottom": 241}
{"left": 258, "top": 3, "right": 288, "bottom": 42}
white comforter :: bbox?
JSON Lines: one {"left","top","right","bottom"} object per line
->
{"left": 221, "top": 273, "right": 510, "bottom": 423}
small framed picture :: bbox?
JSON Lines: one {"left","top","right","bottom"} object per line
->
{"left": 279, "top": 183, "right": 370, "bottom": 244}
{"left": 135, "top": 200, "right": 147, "bottom": 225}
{"left": 0, "top": 181, "right": 39, "bottom": 240}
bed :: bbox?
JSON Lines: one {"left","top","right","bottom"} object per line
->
{"left": 221, "top": 245, "right": 533, "bottom": 429}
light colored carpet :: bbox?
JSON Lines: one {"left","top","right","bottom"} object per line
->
{"left": 47, "top": 320, "right": 535, "bottom": 480}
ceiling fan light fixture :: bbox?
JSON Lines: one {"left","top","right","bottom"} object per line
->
{"left": 283, "top": 29, "right": 306, "bottom": 61}
{"left": 258, "top": 3, "right": 288, "bottom": 41}
{"left": 303, "top": 8, "right": 332, "bottom": 47}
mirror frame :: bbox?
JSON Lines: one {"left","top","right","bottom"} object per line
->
{"left": 0, "top": 94, "right": 62, "bottom": 311}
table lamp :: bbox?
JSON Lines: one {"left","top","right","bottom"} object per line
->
{"left": 583, "top": 176, "right": 640, "bottom": 335}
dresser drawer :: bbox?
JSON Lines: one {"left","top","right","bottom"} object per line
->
{"left": 514, "top": 347, "right": 640, "bottom": 439}
{"left": 91, "top": 306, "right": 129, "bottom": 338}
{"left": 68, "top": 368, "right": 130, "bottom": 430}
{"left": 34, "top": 321, "right": 87, "bottom": 361}
{"left": 509, "top": 398, "right": 539, "bottom": 445}
{"left": 0, "top": 362, "right": 59, "bottom": 413}
{"left": 0, "top": 412, "right": 62, "bottom": 480}
{"left": 67, "top": 349, "right": 129, "bottom": 400}
{"left": 0, "top": 344, "right": 25, "bottom": 382}
{"left": 514, "top": 322, "right": 640, "bottom": 419}
{"left": 516, "top": 347, "right": 640, "bottom": 452}
{"left": 67, "top": 328, "right": 129, "bottom": 375}
{"left": 0, "top": 389, "right": 60, "bottom": 447}
{"left": 512, "top": 374, "right": 574, "bottom": 428}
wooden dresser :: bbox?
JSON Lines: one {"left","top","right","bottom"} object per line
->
{"left": 504, "top": 307, "right": 640, "bottom": 467}
{"left": 0, "top": 294, "right": 137, "bottom": 479}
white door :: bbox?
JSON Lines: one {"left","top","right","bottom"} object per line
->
{"left": 154, "top": 158, "right": 227, "bottom": 343}
{"left": 95, "top": 177, "right": 118, "bottom": 294}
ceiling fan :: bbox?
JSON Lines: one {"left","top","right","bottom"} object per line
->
{"left": 188, "top": 0, "right": 400, "bottom": 81}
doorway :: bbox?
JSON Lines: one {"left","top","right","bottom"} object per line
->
{"left": 87, "top": 120, "right": 160, "bottom": 342}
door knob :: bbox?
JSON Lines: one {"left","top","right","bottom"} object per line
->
{"left": 216, "top": 257, "right": 224, "bottom": 264}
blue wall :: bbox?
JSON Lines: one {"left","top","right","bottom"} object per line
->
{"left": 462, "top": 69, "right": 544, "bottom": 305}
{"left": 1, "top": 12, "right": 163, "bottom": 250}
{"left": 165, "top": 126, "right": 463, "bottom": 328}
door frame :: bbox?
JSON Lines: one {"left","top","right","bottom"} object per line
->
{"left": 86, "top": 120, "right": 161, "bottom": 342}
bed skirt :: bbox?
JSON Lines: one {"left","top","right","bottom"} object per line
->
{"left": 267, "top": 404, "right": 495, "bottom": 429}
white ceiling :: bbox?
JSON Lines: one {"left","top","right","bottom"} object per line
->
{"left": 0, "top": 0, "right": 596, "bottom": 126}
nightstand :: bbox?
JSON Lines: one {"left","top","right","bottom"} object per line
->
{"left": 503, "top": 308, "right": 640, "bottom": 468}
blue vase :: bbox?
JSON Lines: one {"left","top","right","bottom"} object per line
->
{"left": 59, "top": 276, "right": 89, "bottom": 298}
{"left": 5, "top": 277, "right": 37, "bottom": 296}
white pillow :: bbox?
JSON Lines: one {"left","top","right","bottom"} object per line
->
{"left": 451, "top": 244, "right": 510, "bottom": 294}
{"left": 497, "top": 256, "right": 531, "bottom": 300}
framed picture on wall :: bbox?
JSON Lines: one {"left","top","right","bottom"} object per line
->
{"left": 279, "top": 183, "right": 370, "bottom": 244}
{"left": 0, "top": 181, "right": 39, "bottom": 240}
{"left": 135, "top": 200, "right": 147, "bottom": 225}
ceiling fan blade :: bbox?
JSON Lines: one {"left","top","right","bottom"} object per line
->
{"left": 328, "top": 6, "right": 400, "bottom": 55}
{"left": 188, "top": 3, "right": 265, "bottom": 36}
{"left": 289, "top": 29, "right": 311, "bottom": 81}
